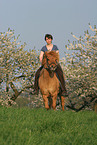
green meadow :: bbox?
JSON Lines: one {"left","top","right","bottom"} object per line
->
{"left": 0, "top": 106, "right": 97, "bottom": 145}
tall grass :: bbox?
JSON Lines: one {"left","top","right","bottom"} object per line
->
{"left": 0, "top": 106, "right": 97, "bottom": 145}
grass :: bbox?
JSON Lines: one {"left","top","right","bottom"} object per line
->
{"left": 0, "top": 106, "right": 97, "bottom": 145}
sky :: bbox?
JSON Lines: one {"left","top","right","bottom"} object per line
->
{"left": 0, "top": 0, "right": 97, "bottom": 58}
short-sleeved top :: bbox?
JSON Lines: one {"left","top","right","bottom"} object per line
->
{"left": 41, "top": 45, "right": 59, "bottom": 52}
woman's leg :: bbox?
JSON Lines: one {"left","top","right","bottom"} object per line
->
{"left": 33, "top": 66, "right": 43, "bottom": 94}
{"left": 55, "top": 64, "right": 68, "bottom": 96}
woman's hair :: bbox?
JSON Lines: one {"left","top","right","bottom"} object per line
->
{"left": 45, "top": 34, "right": 53, "bottom": 41}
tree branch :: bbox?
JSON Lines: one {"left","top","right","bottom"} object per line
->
{"left": 8, "top": 81, "right": 34, "bottom": 106}
{"left": 12, "top": 74, "right": 26, "bottom": 81}
{"left": 66, "top": 95, "right": 97, "bottom": 112}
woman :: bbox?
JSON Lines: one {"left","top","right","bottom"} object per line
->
{"left": 33, "top": 34, "right": 67, "bottom": 96}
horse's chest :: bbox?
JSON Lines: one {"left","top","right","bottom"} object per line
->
{"left": 39, "top": 69, "right": 60, "bottom": 94}
{"left": 39, "top": 75, "right": 59, "bottom": 89}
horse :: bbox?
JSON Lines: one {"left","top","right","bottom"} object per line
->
{"left": 38, "top": 50, "right": 65, "bottom": 111}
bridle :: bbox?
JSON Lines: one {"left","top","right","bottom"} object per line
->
{"left": 43, "top": 54, "right": 59, "bottom": 78}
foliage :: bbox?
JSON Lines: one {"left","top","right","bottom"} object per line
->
{"left": 0, "top": 28, "right": 40, "bottom": 106}
{"left": 0, "top": 106, "right": 97, "bottom": 145}
{"left": 61, "top": 24, "right": 97, "bottom": 111}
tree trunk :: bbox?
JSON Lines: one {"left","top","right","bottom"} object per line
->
{"left": 6, "top": 74, "right": 9, "bottom": 92}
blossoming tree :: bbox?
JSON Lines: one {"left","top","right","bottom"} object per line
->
{"left": 61, "top": 24, "right": 97, "bottom": 111}
{"left": 0, "top": 28, "right": 39, "bottom": 105}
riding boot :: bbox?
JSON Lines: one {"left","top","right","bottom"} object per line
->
{"left": 55, "top": 64, "right": 68, "bottom": 96}
{"left": 32, "top": 66, "right": 43, "bottom": 94}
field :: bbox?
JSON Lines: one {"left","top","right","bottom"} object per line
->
{"left": 0, "top": 106, "right": 97, "bottom": 145}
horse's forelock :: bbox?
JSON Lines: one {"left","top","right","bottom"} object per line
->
{"left": 42, "top": 51, "right": 59, "bottom": 66}
{"left": 46, "top": 51, "right": 59, "bottom": 62}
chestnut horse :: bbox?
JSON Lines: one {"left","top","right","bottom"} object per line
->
{"left": 39, "top": 51, "right": 65, "bottom": 111}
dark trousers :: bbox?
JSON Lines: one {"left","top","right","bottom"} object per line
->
{"left": 55, "top": 64, "right": 66, "bottom": 92}
{"left": 34, "top": 66, "right": 43, "bottom": 91}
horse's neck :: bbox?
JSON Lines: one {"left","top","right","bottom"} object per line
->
{"left": 44, "top": 68, "right": 55, "bottom": 78}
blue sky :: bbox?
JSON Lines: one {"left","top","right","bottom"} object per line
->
{"left": 0, "top": 0, "right": 97, "bottom": 58}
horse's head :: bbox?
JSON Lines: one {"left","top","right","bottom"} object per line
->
{"left": 42, "top": 51, "right": 59, "bottom": 72}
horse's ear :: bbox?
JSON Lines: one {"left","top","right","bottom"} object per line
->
{"left": 42, "top": 53, "right": 45, "bottom": 66}
{"left": 42, "top": 53, "right": 48, "bottom": 68}
{"left": 57, "top": 53, "right": 59, "bottom": 63}
{"left": 54, "top": 51, "right": 59, "bottom": 63}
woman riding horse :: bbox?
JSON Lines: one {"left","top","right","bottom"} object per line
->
{"left": 33, "top": 34, "right": 67, "bottom": 96}
{"left": 39, "top": 51, "right": 65, "bottom": 110}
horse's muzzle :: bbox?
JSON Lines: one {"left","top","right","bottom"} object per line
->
{"left": 49, "top": 64, "right": 57, "bottom": 71}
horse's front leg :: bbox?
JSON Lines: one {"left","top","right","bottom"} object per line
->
{"left": 52, "top": 94, "right": 57, "bottom": 110}
{"left": 61, "top": 96, "right": 65, "bottom": 111}
{"left": 43, "top": 95, "right": 49, "bottom": 110}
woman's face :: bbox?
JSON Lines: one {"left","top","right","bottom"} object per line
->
{"left": 45, "top": 37, "right": 52, "bottom": 45}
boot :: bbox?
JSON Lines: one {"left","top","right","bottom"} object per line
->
{"left": 55, "top": 64, "right": 68, "bottom": 96}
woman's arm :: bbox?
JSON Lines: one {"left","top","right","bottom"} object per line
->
{"left": 39, "top": 51, "right": 44, "bottom": 63}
